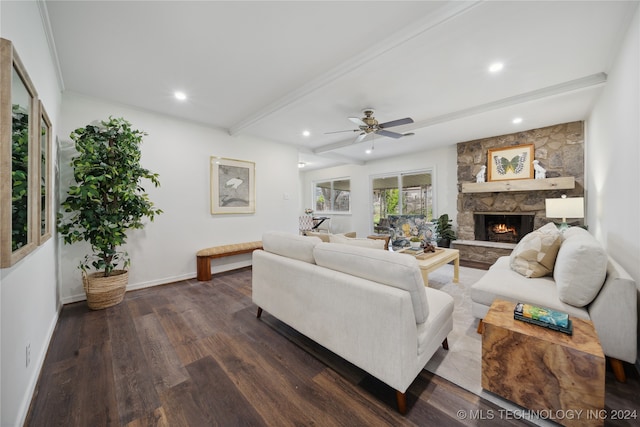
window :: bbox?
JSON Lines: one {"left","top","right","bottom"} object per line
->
{"left": 372, "top": 170, "right": 434, "bottom": 232}
{"left": 314, "top": 178, "right": 350, "bottom": 213}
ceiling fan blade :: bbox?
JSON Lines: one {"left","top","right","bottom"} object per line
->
{"left": 376, "top": 129, "right": 405, "bottom": 139}
{"left": 324, "top": 129, "right": 359, "bottom": 135}
{"left": 354, "top": 132, "right": 367, "bottom": 143}
{"left": 349, "top": 117, "right": 367, "bottom": 127}
{"left": 379, "top": 117, "right": 414, "bottom": 128}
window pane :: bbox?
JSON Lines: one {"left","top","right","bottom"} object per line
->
{"left": 332, "top": 179, "right": 350, "bottom": 212}
{"left": 373, "top": 176, "right": 399, "bottom": 224}
{"left": 401, "top": 172, "right": 432, "bottom": 220}
{"left": 315, "top": 181, "right": 330, "bottom": 211}
{"left": 314, "top": 178, "right": 350, "bottom": 213}
{"left": 372, "top": 170, "right": 434, "bottom": 234}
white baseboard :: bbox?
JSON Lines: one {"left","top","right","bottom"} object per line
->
{"left": 60, "top": 262, "right": 252, "bottom": 305}
{"left": 60, "top": 272, "right": 195, "bottom": 304}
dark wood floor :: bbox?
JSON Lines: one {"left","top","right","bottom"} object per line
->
{"left": 26, "top": 267, "right": 640, "bottom": 426}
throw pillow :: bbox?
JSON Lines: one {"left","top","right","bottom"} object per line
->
{"left": 329, "top": 233, "right": 386, "bottom": 249}
{"left": 554, "top": 227, "right": 608, "bottom": 307}
{"left": 509, "top": 222, "right": 562, "bottom": 278}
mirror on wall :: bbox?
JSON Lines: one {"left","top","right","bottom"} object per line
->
{"left": 1, "top": 38, "right": 39, "bottom": 267}
{"left": 39, "top": 101, "right": 52, "bottom": 244}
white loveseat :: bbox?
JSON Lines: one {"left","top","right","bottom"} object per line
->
{"left": 470, "top": 225, "right": 637, "bottom": 381}
{"left": 252, "top": 231, "right": 454, "bottom": 413}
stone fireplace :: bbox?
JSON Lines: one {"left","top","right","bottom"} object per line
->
{"left": 453, "top": 121, "right": 585, "bottom": 267}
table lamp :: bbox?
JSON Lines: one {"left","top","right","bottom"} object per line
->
{"left": 545, "top": 195, "right": 584, "bottom": 231}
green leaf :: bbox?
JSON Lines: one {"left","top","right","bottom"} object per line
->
{"left": 57, "top": 117, "right": 162, "bottom": 274}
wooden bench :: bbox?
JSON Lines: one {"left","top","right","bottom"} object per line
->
{"left": 196, "top": 241, "right": 263, "bottom": 281}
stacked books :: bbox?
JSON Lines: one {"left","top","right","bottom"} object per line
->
{"left": 514, "top": 302, "right": 573, "bottom": 335}
{"left": 401, "top": 247, "right": 424, "bottom": 256}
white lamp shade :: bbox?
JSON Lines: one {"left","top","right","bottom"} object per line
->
{"left": 545, "top": 197, "right": 584, "bottom": 219}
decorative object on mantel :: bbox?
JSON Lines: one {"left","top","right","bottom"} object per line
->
{"left": 487, "top": 144, "right": 534, "bottom": 182}
{"left": 545, "top": 194, "right": 584, "bottom": 231}
{"left": 475, "top": 165, "right": 486, "bottom": 183}
{"left": 533, "top": 160, "right": 547, "bottom": 179}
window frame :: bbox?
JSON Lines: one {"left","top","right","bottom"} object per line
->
{"left": 370, "top": 167, "right": 436, "bottom": 233}
{"left": 312, "top": 177, "right": 351, "bottom": 214}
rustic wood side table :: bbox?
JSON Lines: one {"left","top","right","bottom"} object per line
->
{"left": 482, "top": 299, "right": 605, "bottom": 427}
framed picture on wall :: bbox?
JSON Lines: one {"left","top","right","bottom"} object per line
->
{"left": 487, "top": 144, "right": 534, "bottom": 181}
{"left": 210, "top": 157, "right": 255, "bottom": 214}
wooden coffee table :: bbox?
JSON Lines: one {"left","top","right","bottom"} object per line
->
{"left": 482, "top": 299, "right": 605, "bottom": 427}
{"left": 413, "top": 248, "right": 459, "bottom": 287}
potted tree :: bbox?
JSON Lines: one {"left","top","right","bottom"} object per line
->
{"left": 435, "top": 213, "right": 457, "bottom": 248}
{"left": 58, "top": 117, "right": 162, "bottom": 310}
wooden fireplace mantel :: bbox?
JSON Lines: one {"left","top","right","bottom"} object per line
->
{"left": 461, "top": 176, "right": 575, "bottom": 194}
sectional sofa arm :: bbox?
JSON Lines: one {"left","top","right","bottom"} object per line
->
{"left": 587, "top": 258, "right": 637, "bottom": 364}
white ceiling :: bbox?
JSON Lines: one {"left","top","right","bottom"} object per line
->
{"left": 44, "top": 1, "right": 638, "bottom": 170}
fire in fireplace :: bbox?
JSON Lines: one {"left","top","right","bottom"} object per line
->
{"left": 492, "top": 223, "right": 517, "bottom": 234}
{"left": 489, "top": 222, "right": 518, "bottom": 242}
{"left": 474, "top": 213, "right": 535, "bottom": 244}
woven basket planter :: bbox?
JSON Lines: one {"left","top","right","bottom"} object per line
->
{"left": 82, "top": 270, "right": 128, "bottom": 310}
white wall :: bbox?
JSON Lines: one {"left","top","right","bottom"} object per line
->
{"left": 59, "top": 92, "right": 300, "bottom": 302}
{"left": 300, "top": 144, "right": 458, "bottom": 238}
{"left": 587, "top": 6, "right": 639, "bottom": 284}
{"left": 587, "top": 5, "right": 639, "bottom": 367}
{"left": 1, "top": 2, "right": 63, "bottom": 426}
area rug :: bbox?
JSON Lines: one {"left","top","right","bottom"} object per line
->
{"left": 423, "top": 264, "right": 485, "bottom": 395}
{"left": 425, "top": 264, "right": 552, "bottom": 426}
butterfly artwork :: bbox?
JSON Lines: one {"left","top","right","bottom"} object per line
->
{"left": 493, "top": 152, "right": 527, "bottom": 175}
{"left": 487, "top": 144, "right": 534, "bottom": 181}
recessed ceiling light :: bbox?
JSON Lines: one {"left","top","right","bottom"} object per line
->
{"left": 302, "top": 130, "right": 311, "bottom": 137}
{"left": 512, "top": 117, "right": 523, "bottom": 124}
{"left": 489, "top": 62, "right": 504, "bottom": 73}
{"left": 174, "top": 91, "right": 187, "bottom": 101}
{"left": 365, "top": 148, "right": 372, "bottom": 154}
{"left": 298, "top": 162, "right": 306, "bottom": 168}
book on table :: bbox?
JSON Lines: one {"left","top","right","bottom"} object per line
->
{"left": 514, "top": 302, "right": 573, "bottom": 335}
{"left": 401, "top": 247, "right": 424, "bottom": 256}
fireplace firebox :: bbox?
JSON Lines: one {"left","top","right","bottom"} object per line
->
{"left": 474, "top": 212, "right": 535, "bottom": 244}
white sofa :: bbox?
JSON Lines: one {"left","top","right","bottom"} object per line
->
{"left": 252, "top": 231, "right": 454, "bottom": 413}
{"left": 470, "top": 226, "right": 637, "bottom": 381}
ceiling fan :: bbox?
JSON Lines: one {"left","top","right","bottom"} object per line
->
{"left": 326, "top": 109, "right": 415, "bottom": 143}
